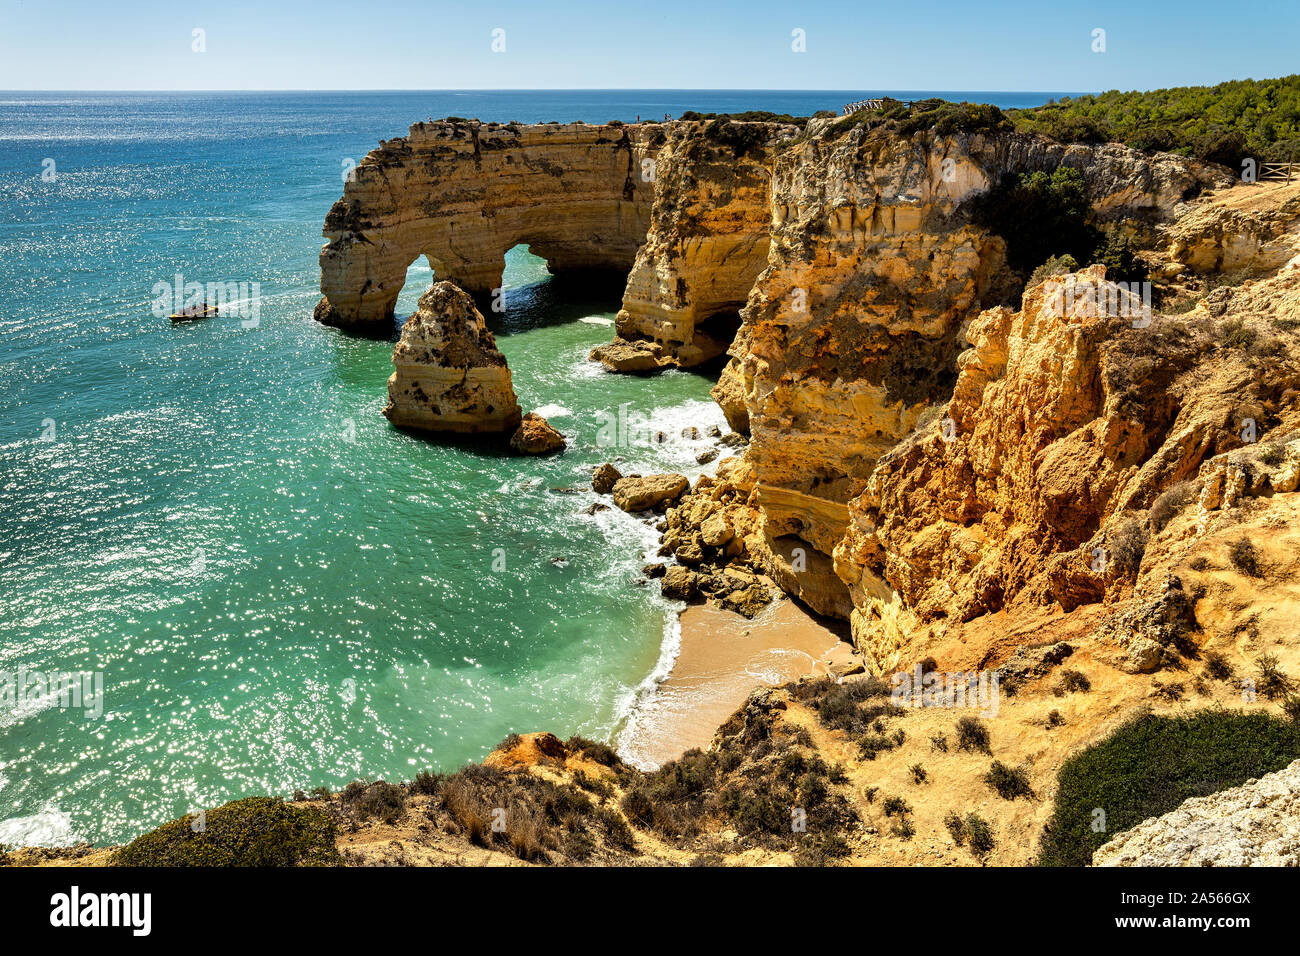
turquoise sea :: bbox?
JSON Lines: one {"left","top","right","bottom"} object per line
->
{"left": 0, "top": 90, "right": 1070, "bottom": 845}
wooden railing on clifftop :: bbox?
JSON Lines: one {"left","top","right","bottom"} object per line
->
{"left": 1259, "top": 163, "right": 1296, "bottom": 184}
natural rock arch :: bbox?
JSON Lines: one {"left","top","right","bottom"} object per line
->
{"left": 314, "top": 121, "right": 659, "bottom": 332}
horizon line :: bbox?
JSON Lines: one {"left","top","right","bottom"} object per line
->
{"left": 0, "top": 87, "right": 1099, "bottom": 95}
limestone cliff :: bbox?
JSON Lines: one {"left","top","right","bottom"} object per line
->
{"left": 318, "top": 115, "right": 1232, "bottom": 622}
{"left": 838, "top": 239, "right": 1300, "bottom": 667}
{"left": 714, "top": 124, "right": 1227, "bottom": 619}
{"left": 316, "top": 120, "right": 657, "bottom": 331}
{"left": 609, "top": 119, "right": 793, "bottom": 368}
{"left": 383, "top": 281, "right": 521, "bottom": 434}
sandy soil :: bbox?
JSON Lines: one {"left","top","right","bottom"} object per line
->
{"left": 620, "top": 595, "right": 858, "bottom": 768}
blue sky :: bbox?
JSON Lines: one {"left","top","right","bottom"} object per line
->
{"left": 1, "top": 0, "right": 1295, "bottom": 92}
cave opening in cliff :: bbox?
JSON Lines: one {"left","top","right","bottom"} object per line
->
{"left": 691, "top": 308, "right": 744, "bottom": 371}
{"left": 474, "top": 243, "right": 628, "bottom": 337}
{"left": 393, "top": 255, "right": 440, "bottom": 321}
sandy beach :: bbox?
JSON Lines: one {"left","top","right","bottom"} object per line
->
{"left": 620, "top": 595, "right": 859, "bottom": 768}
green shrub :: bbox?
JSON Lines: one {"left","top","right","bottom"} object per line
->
{"left": 895, "top": 99, "right": 1011, "bottom": 137}
{"left": 955, "top": 716, "right": 991, "bottom": 754}
{"left": 1026, "top": 254, "right": 1079, "bottom": 288}
{"left": 1054, "top": 669, "right": 1092, "bottom": 696}
{"left": 344, "top": 780, "right": 406, "bottom": 824}
{"left": 1091, "top": 230, "right": 1149, "bottom": 286}
{"left": 595, "top": 806, "right": 636, "bottom": 852}
{"left": 565, "top": 735, "right": 622, "bottom": 767}
{"left": 965, "top": 813, "right": 996, "bottom": 856}
{"left": 1149, "top": 481, "right": 1194, "bottom": 531}
{"left": 1221, "top": 318, "right": 1257, "bottom": 350}
{"left": 410, "top": 771, "right": 441, "bottom": 795}
{"left": 882, "top": 795, "right": 911, "bottom": 817}
{"left": 112, "top": 797, "right": 343, "bottom": 867}
{"left": 701, "top": 117, "right": 776, "bottom": 158}
{"left": 1256, "top": 654, "right": 1297, "bottom": 700}
{"left": 985, "top": 761, "right": 1035, "bottom": 800}
{"left": 967, "top": 167, "right": 1099, "bottom": 275}
{"left": 1282, "top": 694, "right": 1300, "bottom": 722}
{"left": 943, "top": 810, "right": 965, "bottom": 844}
{"left": 1229, "top": 538, "right": 1262, "bottom": 577}
{"left": 1260, "top": 443, "right": 1286, "bottom": 466}
{"left": 1006, "top": 76, "right": 1300, "bottom": 163}
{"left": 792, "top": 831, "right": 852, "bottom": 866}
{"left": 1203, "top": 649, "right": 1234, "bottom": 682}
{"left": 1037, "top": 710, "right": 1300, "bottom": 866}
{"left": 944, "top": 811, "right": 995, "bottom": 856}
{"left": 680, "top": 109, "right": 807, "bottom": 125}
{"left": 794, "top": 675, "right": 894, "bottom": 735}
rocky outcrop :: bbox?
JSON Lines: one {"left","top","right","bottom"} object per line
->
{"left": 383, "top": 281, "right": 522, "bottom": 433}
{"left": 836, "top": 252, "right": 1300, "bottom": 663}
{"left": 591, "top": 463, "right": 622, "bottom": 494}
{"left": 1164, "top": 182, "right": 1300, "bottom": 274}
{"left": 1094, "top": 759, "right": 1300, "bottom": 866}
{"left": 588, "top": 338, "right": 667, "bottom": 373}
{"left": 653, "top": 463, "right": 776, "bottom": 618}
{"left": 509, "top": 413, "right": 566, "bottom": 455}
{"left": 323, "top": 114, "right": 1241, "bottom": 634}
{"left": 611, "top": 473, "right": 689, "bottom": 512}
{"left": 316, "top": 121, "right": 657, "bottom": 331}
{"left": 482, "top": 732, "right": 617, "bottom": 779}
{"left": 718, "top": 127, "right": 1227, "bottom": 625}
{"left": 613, "top": 119, "right": 794, "bottom": 368}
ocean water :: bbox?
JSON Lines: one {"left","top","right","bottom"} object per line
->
{"left": 0, "top": 89, "right": 1069, "bottom": 846}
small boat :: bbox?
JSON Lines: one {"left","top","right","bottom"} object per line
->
{"left": 169, "top": 298, "right": 219, "bottom": 323}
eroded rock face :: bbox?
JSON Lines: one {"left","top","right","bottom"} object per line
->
{"left": 836, "top": 257, "right": 1300, "bottom": 660}
{"left": 317, "top": 121, "right": 657, "bottom": 331}
{"left": 325, "top": 114, "right": 1237, "bottom": 632}
{"left": 1165, "top": 185, "right": 1300, "bottom": 274}
{"left": 613, "top": 120, "right": 793, "bottom": 368}
{"left": 591, "top": 462, "right": 622, "bottom": 494}
{"left": 724, "top": 127, "right": 1226, "bottom": 622}
{"left": 383, "top": 281, "right": 521, "bottom": 434}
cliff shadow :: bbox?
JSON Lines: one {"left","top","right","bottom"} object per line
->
{"left": 389, "top": 245, "right": 629, "bottom": 337}
{"left": 478, "top": 271, "right": 628, "bottom": 337}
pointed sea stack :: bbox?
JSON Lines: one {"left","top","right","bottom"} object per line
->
{"left": 383, "top": 281, "right": 522, "bottom": 434}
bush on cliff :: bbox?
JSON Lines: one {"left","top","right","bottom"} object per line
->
{"left": 1037, "top": 710, "right": 1300, "bottom": 866}
{"left": 828, "top": 98, "right": 1011, "bottom": 139}
{"left": 1090, "top": 230, "right": 1149, "bottom": 286}
{"left": 341, "top": 779, "right": 407, "bottom": 824}
{"left": 894, "top": 99, "right": 1011, "bottom": 137}
{"left": 111, "top": 796, "right": 344, "bottom": 867}
{"left": 680, "top": 110, "right": 807, "bottom": 126}
{"left": 967, "top": 167, "right": 1098, "bottom": 275}
{"left": 434, "top": 763, "right": 635, "bottom": 863}
{"left": 701, "top": 117, "right": 778, "bottom": 158}
{"left": 1026, "top": 254, "right": 1078, "bottom": 289}
{"left": 621, "top": 696, "right": 857, "bottom": 855}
